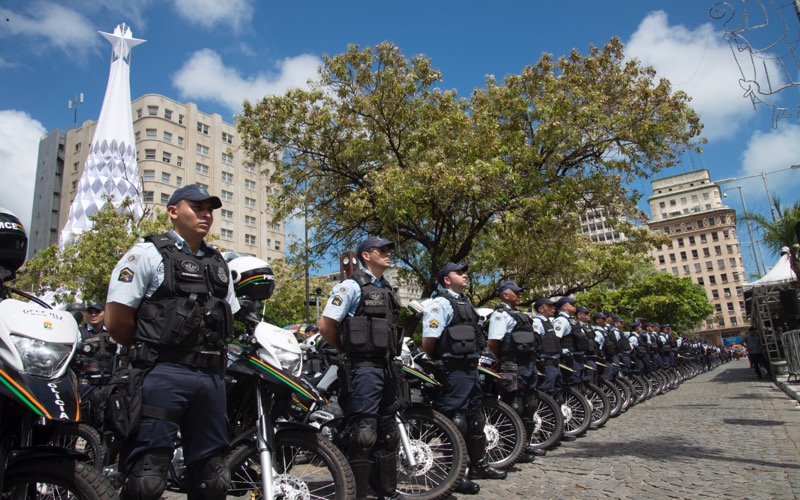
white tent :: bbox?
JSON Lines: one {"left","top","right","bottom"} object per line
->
{"left": 743, "top": 247, "right": 797, "bottom": 290}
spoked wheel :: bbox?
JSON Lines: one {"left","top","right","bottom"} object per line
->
{"left": 482, "top": 398, "right": 525, "bottom": 470}
{"left": 47, "top": 422, "right": 108, "bottom": 469}
{"left": 598, "top": 378, "right": 622, "bottom": 417}
{"left": 560, "top": 387, "right": 591, "bottom": 439}
{"left": 526, "top": 390, "right": 563, "bottom": 451}
{"left": 396, "top": 408, "right": 466, "bottom": 500}
{"left": 225, "top": 429, "right": 356, "bottom": 499}
{"left": 3, "top": 457, "right": 117, "bottom": 499}
{"left": 582, "top": 382, "right": 610, "bottom": 430}
{"left": 613, "top": 377, "right": 633, "bottom": 412}
{"left": 627, "top": 375, "right": 647, "bottom": 404}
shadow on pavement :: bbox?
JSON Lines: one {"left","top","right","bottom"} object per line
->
{"left": 723, "top": 418, "right": 785, "bottom": 426}
{"left": 553, "top": 434, "right": 800, "bottom": 470}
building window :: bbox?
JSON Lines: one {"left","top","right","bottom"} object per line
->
{"left": 706, "top": 261, "right": 713, "bottom": 270}
{"left": 178, "top": 114, "right": 184, "bottom": 125}
{"left": 703, "top": 192, "right": 710, "bottom": 200}
{"left": 221, "top": 209, "right": 233, "bottom": 221}
{"left": 221, "top": 228, "right": 233, "bottom": 241}
{"left": 715, "top": 304, "right": 722, "bottom": 313}
{"left": 669, "top": 254, "right": 676, "bottom": 263}
{"left": 163, "top": 131, "right": 172, "bottom": 142}
{"left": 164, "top": 109, "right": 173, "bottom": 120}
{"left": 691, "top": 249, "right": 699, "bottom": 259}
{"left": 697, "top": 277, "right": 704, "bottom": 285}
{"left": 196, "top": 182, "right": 209, "bottom": 190}
{"left": 162, "top": 152, "right": 171, "bottom": 163}
{"left": 731, "top": 317, "right": 738, "bottom": 326}
{"left": 245, "top": 179, "right": 256, "bottom": 190}
{"left": 221, "top": 190, "right": 234, "bottom": 203}
{"left": 147, "top": 106, "right": 158, "bottom": 116}
{"left": 709, "top": 275, "right": 717, "bottom": 284}
{"left": 71, "top": 180, "right": 77, "bottom": 190}
{"left": 678, "top": 238, "right": 684, "bottom": 247}
{"left": 221, "top": 171, "right": 233, "bottom": 183}
{"left": 658, "top": 255, "right": 665, "bottom": 265}
{"left": 721, "top": 273, "right": 728, "bottom": 283}
{"left": 274, "top": 240, "right": 281, "bottom": 250}
{"left": 135, "top": 131, "right": 141, "bottom": 141}
{"left": 73, "top": 162, "right": 79, "bottom": 172}
{"left": 245, "top": 197, "right": 256, "bottom": 209}
{"left": 700, "top": 234, "right": 707, "bottom": 243}
{"left": 245, "top": 234, "right": 256, "bottom": 246}
{"left": 724, "top": 287, "right": 732, "bottom": 297}
{"left": 143, "top": 169, "right": 155, "bottom": 181}
{"left": 75, "top": 142, "right": 82, "bottom": 152}
{"left": 196, "top": 144, "right": 209, "bottom": 157}
{"left": 177, "top": 136, "right": 184, "bottom": 147}
{"left": 176, "top": 156, "right": 183, "bottom": 167}
{"left": 703, "top": 248, "right": 711, "bottom": 257}
{"left": 680, "top": 197, "right": 687, "bottom": 205}
{"left": 221, "top": 152, "right": 233, "bottom": 166}
{"left": 176, "top": 176, "right": 183, "bottom": 187}
{"left": 144, "top": 149, "right": 156, "bottom": 160}
{"left": 222, "top": 132, "right": 233, "bottom": 144}
{"left": 659, "top": 201, "right": 666, "bottom": 208}
{"left": 245, "top": 215, "right": 256, "bottom": 227}
{"left": 244, "top": 162, "right": 256, "bottom": 174}
{"left": 711, "top": 231, "right": 719, "bottom": 241}
{"left": 196, "top": 163, "right": 209, "bottom": 176}
{"left": 712, "top": 289, "right": 719, "bottom": 299}
{"left": 688, "top": 236, "right": 695, "bottom": 245}
{"left": 136, "top": 108, "right": 142, "bottom": 119}
{"left": 680, "top": 251, "right": 687, "bottom": 260}
{"left": 694, "top": 263, "right": 702, "bottom": 272}
{"left": 729, "top": 257, "right": 737, "bottom": 267}
{"left": 683, "top": 265, "right": 690, "bottom": 274}
{"left": 197, "top": 122, "right": 209, "bottom": 135}
{"left": 143, "top": 191, "right": 154, "bottom": 202}
{"left": 146, "top": 128, "right": 157, "bottom": 139}
{"left": 723, "top": 229, "right": 730, "bottom": 239}
{"left": 160, "top": 193, "right": 170, "bottom": 204}
{"left": 162, "top": 172, "right": 171, "bottom": 184}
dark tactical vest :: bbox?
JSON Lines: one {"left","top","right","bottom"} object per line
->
{"left": 560, "top": 315, "right": 589, "bottom": 353}
{"left": 536, "top": 315, "right": 561, "bottom": 356}
{"left": 133, "top": 233, "right": 233, "bottom": 360}
{"left": 435, "top": 292, "right": 485, "bottom": 360}
{"left": 617, "top": 331, "right": 631, "bottom": 352}
{"left": 340, "top": 272, "right": 401, "bottom": 358}
{"left": 660, "top": 333, "right": 672, "bottom": 352}
{"left": 636, "top": 331, "right": 649, "bottom": 354}
{"left": 602, "top": 328, "right": 619, "bottom": 357}
{"left": 669, "top": 336, "right": 679, "bottom": 349}
{"left": 500, "top": 308, "right": 539, "bottom": 359}
{"left": 75, "top": 326, "right": 116, "bottom": 380}
{"left": 581, "top": 322, "right": 598, "bottom": 356}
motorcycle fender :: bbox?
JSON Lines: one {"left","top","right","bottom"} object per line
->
{"left": 275, "top": 421, "right": 319, "bottom": 435}
{"left": 6, "top": 445, "right": 88, "bottom": 465}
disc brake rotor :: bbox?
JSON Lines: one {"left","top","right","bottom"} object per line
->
{"left": 484, "top": 423, "right": 500, "bottom": 450}
{"left": 274, "top": 473, "right": 311, "bottom": 500}
{"left": 399, "top": 439, "right": 434, "bottom": 476}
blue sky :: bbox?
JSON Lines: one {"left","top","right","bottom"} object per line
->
{"left": 2, "top": 0, "right": 800, "bottom": 277}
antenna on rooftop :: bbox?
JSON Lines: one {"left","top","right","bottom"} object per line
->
{"left": 68, "top": 92, "right": 84, "bottom": 129}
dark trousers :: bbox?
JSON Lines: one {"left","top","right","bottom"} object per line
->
{"left": 438, "top": 367, "right": 482, "bottom": 415}
{"left": 747, "top": 353, "right": 771, "bottom": 380}
{"left": 121, "top": 362, "right": 228, "bottom": 473}
{"left": 538, "top": 359, "right": 563, "bottom": 394}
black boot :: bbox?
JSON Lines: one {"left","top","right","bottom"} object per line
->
{"left": 521, "top": 420, "right": 546, "bottom": 458}
{"left": 349, "top": 459, "right": 373, "bottom": 500}
{"left": 465, "top": 436, "right": 506, "bottom": 480}
{"left": 373, "top": 452, "right": 401, "bottom": 500}
{"left": 455, "top": 477, "right": 481, "bottom": 494}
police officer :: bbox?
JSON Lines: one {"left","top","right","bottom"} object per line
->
{"left": 576, "top": 306, "right": 599, "bottom": 384}
{"left": 106, "top": 185, "right": 239, "bottom": 500}
{"left": 74, "top": 303, "right": 116, "bottom": 397}
{"left": 421, "top": 262, "right": 506, "bottom": 495}
{"left": 626, "top": 320, "right": 644, "bottom": 374}
{"left": 658, "top": 324, "right": 672, "bottom": 369}
{"left": 487, "top": 281, "right": 544, "bottom": 463}
{"left": 532, "top": 298, "right": 563, "bottom": 398}
{"left": 552, "top": 297, "right": 585, "bottom": 386}
{"left": 318, "top": 236, "right": 402, "bottom": 500}
{"left": 614, "top": 316, "right": 632, "bottom": 375}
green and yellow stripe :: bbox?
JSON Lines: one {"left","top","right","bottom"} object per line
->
{"left": 0, "top": 367, "right": 51, "bottom": 419}
{"left": 246, "top": 356, "right": 321, "bottom": 402}
{"left": 235, "top": 275, "right": 271, "bottom": 291}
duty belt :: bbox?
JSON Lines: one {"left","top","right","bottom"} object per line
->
{"left": 157, "top": 348, "right": 225, "bottom": 368}
{"left": 441, "top": 358, "right": 479, "bottom": 370}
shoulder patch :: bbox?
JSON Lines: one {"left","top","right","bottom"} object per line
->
{"left": 555, "top": 325, "right": 562, "bottom": 331}
{"left": 339, "top": 286, "right": 347, "bottom": 292}
{"left": 429, "top": 319, "right": 439, "bottom": 329}
{"left": 126, "top": 253, "right": 139, "bottom": 263}
{"left": 332, "top": 295, "right": 343, "bottom": 306}
{"left": 118, "top": 267, "right": 135, "bottom": 283}
{"left": 431, "top": 307, "right": 439, "bottom": 313}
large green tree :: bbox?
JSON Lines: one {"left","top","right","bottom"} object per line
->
{"left": 576, "top": 273, "right": 714, "bottom": 332}
{"left": 238, "top": 39, "right": 702, "bottom": 304}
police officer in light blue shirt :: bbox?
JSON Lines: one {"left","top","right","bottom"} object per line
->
{"left": 532, "top": 298, "right": 562, "bottom": 395}
{"left": 420, "top": 262, "right": 506, "bottom": 493}
{"left": 318, "top": 236, "right": 401, "bottom": 500}
{"left": 106, "top": 184, "right": 239, "bottom": 500}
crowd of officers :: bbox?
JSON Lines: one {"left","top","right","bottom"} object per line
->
{"left": 315, "top": 236, "right": 728, "bottom": 499}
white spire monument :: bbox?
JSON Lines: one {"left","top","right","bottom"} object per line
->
{"left": 60, "top": 23, "right": 146, "bottom": 245}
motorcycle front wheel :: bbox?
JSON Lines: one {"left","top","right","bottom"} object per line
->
{"left": 2, "top": 457, "right": 117, "bottom": 499}
{"left": 225, "top": 429, "right": 356, "bottom": 500}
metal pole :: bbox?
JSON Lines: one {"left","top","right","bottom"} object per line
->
{"left": 735, "top": 186, "right": 764, "bottom": 275}
{"left": 304, "top": 200, "right": 310, "bottom": 323}
{"left": 762, "top": 172, "right": 777, "bottom": 222}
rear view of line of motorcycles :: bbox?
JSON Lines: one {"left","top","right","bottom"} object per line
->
{"left": 0, "top": 210, "right": 731, "bottom": 500}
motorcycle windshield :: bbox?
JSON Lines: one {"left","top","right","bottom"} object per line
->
{"left": 0, "top": 361, "right": 80, "bottom": 421}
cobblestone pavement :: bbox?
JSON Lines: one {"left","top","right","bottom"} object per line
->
{"left": 161, "top": 359, "right": 800, "bottom": 499}
{"left": 474, "top": 359, "right": 800, "bottom": 499}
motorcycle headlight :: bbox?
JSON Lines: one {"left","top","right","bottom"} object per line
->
{"left": 274, "top": 350, "right": 302, "bottom": 376}
{"left": 11, "top": 335, "right": 73, "bottom": 378}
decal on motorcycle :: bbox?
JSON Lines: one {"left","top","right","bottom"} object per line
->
{"left": 43, "top": 321, "right": 53, "bottom": 330}
{"left": 118, "top": 267, "right": 135, "bottom": 282}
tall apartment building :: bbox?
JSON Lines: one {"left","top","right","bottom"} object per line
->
{"left": 29, "top": 130, "right": 67, "bottom": 254}
{"left": 579, "top": 206, "right": 627, "bottom": 243}
{"left": 31, "top": 94, "right": 284, "bottom": 261}
{"left": 646, "top": 170, "right": 748, "bottom": 344}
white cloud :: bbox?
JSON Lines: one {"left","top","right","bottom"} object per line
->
{"left": 626, "top": 11, "right": 755, "bottom": 141}
{"left": 172, "top": 0, "right": 254, "bottom": 31}
{"left": 0, "top": 2, "right": 99, "bottom": 56}
{"left": 0, "top": 110, "right": 46, "bottom": 231}
{"left": 171, "top": 49, "right": 321, "bottom": 113}
{"left": 735, "top": 123, "right": 800, "bottom": 205}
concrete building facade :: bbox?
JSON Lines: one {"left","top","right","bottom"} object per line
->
{"left": 32, "top": 94, "right": 284, "bottom": 261}
{"left": 646, "top": 170, "right": 748, "bottom": 344}
{"left": 29, "top": 130, "right": 67, "bottom": 255}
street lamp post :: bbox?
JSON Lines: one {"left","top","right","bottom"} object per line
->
{"left": 723, "top": 186, "right": 763, "bottom": 276}
{"left": 717, "top": 163, "right": 800, "bottom": 222}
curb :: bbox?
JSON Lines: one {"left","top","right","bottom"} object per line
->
{"left": 775, "top": 379, "right": 800, "bottom": 405}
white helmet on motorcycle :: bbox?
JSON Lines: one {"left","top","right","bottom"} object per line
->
{"left": 227, "top": 255, "right": 275, "bottom": 300}
{"left": 0, "top": 207, "right": 27, "bottom": 281}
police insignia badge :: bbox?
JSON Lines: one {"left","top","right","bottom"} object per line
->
{"left": 118, "top": 267, "right": 135, "bottom": 282}
{"left": 332, "top": 295, "right": 343, "bottom": 306}
{"left": 555, "top": 325, "right": 562, "bottom": 331}
{"left": 217, "top": 266, "right": 228, "bottom": 283}
{"left": 429, "top": 319, "right": 439, "bottom": 328}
